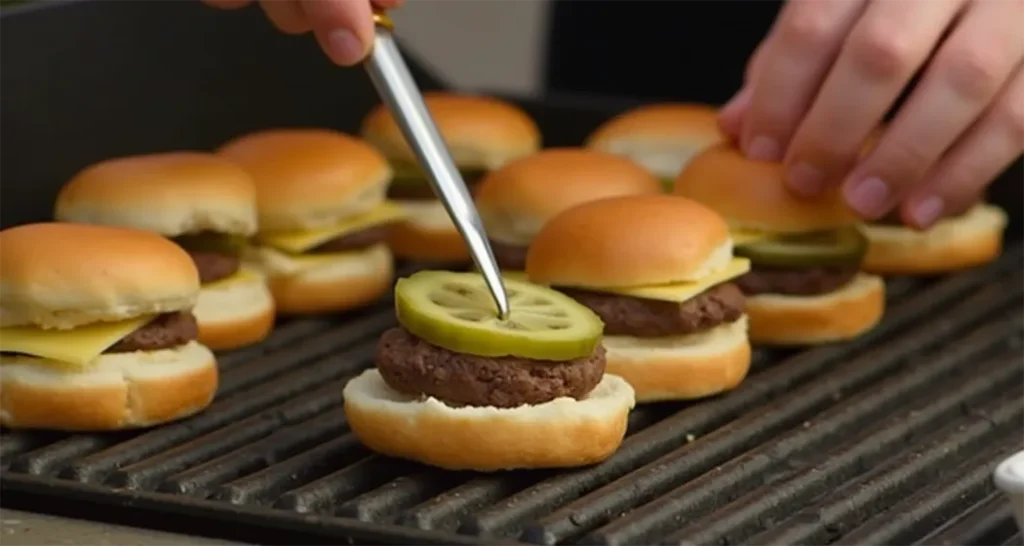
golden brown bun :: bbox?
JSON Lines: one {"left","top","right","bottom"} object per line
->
{"left": 526, "top": 195, "right": 732, "bottom": 288}
{"left": 360, "top": 92, "right": 540, "bottom": 169}
{"left": 475, "top": 148, "right": 662, "bottom": 245}
{"left": 861, "top": 204, "right": 1007, "bottom": 275}
{"left": 384, "top": 201, "right": 469, "bottom": 262}
{"left": 54, "top": 152, "right": 258, "bottom": 237}
{"left": 603, "top": 315, "right": 751, "bottom": 402}
{"left": 218, "top": 129, "right": 391, "bottom": 231}
{"left": 194, "top": 272, "right": 276, "bottom": 350}
{"left": 0, "top": 341, "right": 218, "bottom": 431}
{"left": 343, "top": 369, "right": 635, "bottom": 471}
{"left": 747, "top": 274, "right": 885, "bottom": 345}
{"left": 674, "top": 144, "right": 860, "bottom": 233}
{"left": 586, "top": 103, "right": 726, "bottom": 179}
{"left": 0, "top": 223, "right": 200, "bottom": 329}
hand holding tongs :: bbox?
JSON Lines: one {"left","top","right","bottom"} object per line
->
{"left": 363, "top": 9, "right": 511, "bottom": 320}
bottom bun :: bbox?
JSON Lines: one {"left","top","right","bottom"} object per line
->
{"left": 747, "top": 273, "right": 885, "bottom": 345}
{"left": 195, "top": 272, "right": 276, "bottom": 350}
{"left": 0, "top": 341, "right": 218, "bottom": 431}
{"left": 603, "top": 315, "right": 751, "bottom": 402}
{"left": 861, "top": 204, "right": 1007, "bottom": 275}
{"left": 387, "top": 201, "right": 470, "bottom": 263}
{"left": 343, "top": 369, "right": 635, "bottom": 471}
{"left": 265, "top": 244, "right": 394, "bottom": 315}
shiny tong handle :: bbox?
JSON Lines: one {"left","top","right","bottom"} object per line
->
{"left": 366, "top": 9, "right": 511, "bottom": 320}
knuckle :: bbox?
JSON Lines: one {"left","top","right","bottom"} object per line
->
{"left": 849, "top": 25, "right": 918, "bottom": 81}
{"left": 879, "top": 140, "right": 935, "bottom": 188}
{"left": 942, "top": 47, "right": 1005, "bottom": 101}
{"left": 777, "top": 6, "right": 836, "bottom": 52}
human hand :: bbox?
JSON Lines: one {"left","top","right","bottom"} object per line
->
{"left": 718, "top": 0, "right": 1023, "bottom": 229}
{"left": 202, "top": 0, "right": 405, "bottom": 66}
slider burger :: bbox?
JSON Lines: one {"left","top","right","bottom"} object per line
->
{"left": 474, "top": 148, "right": 662, "bottom": 272}
{"left": 0, "top": 223, "right": 218, "bottom": 430}
{"left": 360, "top": 92, "right": 541, "bottom": 263}
{"left": 218, "top": 129, "right": 403, "bottom": 315}
{"left": 674, "top": 144, "right": 885, "bottom": 345}
{"left": 526, "top": 195, "right": 753, "bottom": 402}
{"left": 54, "top": 152, "right": 274, "bottom": 350}
{"left": 585, "top": 103, "right": 725, "bottom": 192}
{"left": 343, "top": 270, "right": 635, "bottom": 471}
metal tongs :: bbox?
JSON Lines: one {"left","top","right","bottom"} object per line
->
{"left": 363, "top": 9, "right": 511, "bottom": 320}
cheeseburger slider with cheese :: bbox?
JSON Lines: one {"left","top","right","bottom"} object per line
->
{"left": 0, "top": 223, "right": 218, "bottom": 430}
{"left": 361, "top": 92, "right": 541, "bottom": 262}
{"left": 54, "top": 152, "right": 274, "bottom": 350}
{"left": 526, "top": 195, "right": 752, "bottom": 402}
{"left": 219, "top": 129, "right": 404, "bottom": 315}
{"left": 674, "top": 144, "right": 885, "bottom": 345}
{"left": 475, "top": 148, "right": 662, "bottom": 271}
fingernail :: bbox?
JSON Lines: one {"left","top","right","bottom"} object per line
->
{"left": 327, "top": 29, "right": 364, "bottom": 65}
{"left": 721, "top": 87, "right": 752, "bottom": 116}
{"left": 843, "top": 176, "right": 890, "bottom": 217}
{"left": 746, "top": 135, "right": 781, "bottom": 161}
{"left": 910, "top": 195, "right": 944, "bottom": 227}
{"left": 787, "top": 162, "right": 826, "bottom": 197}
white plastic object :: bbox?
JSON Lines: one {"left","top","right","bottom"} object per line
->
{"left": 993, "top": 450, "right": 1024, "bottom": 532}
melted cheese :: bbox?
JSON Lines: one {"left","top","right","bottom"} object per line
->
{"left": 595, "top": 257, "right": 751, "bottom": 302}
{"left": 0, "top": 315, "right": 157, "bottom": 367}
{"left": 258, "top": 202, "right": 406, "bottom": 254}
{"left": 203, "top": 268, "right": 263, "bottom": 289}
{"left": 731, "top": 229, "right": 772, "bottom": 246}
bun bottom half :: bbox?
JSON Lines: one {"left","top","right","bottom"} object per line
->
{"left": 0, "top": 341, "right": 218, "bottom": 431}
{"left": 195, "top": 273, "right": 275, "bottom": 350}
{"left": 265, "top": 245, "right": 395, "bottom": 315}
{"left": 746, "top": 274, "right": 885, "bottom": 345}
{"left": 343, "top": 369, "right": 635, "bottom": 471}
{"left": 602, "top": 315, "right": 751, "bottom": 402}
{"left": 861, "top": 204, "right": 1007, "bottom": 275}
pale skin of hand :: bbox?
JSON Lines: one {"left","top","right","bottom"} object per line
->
{"left": 202, "top": 0, "right": 405, "bottom": 67}
{"left": 719, "top": 0, "right": 1024, "bottom": 229}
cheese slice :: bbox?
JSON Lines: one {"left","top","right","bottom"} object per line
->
{"left": 203, "top": 268, "right": 263, "bottom": 289}
{"left": 259, "top": 202, "right": 406, "bottom": 254}
{"left": 594, "top": 257, "right": 751, "bottom": 302}
{"left": 0, "top": 315, "right": 157, "bottom": 367}
{"left": 731, "top": 229, "right": 772, "bottom": 246}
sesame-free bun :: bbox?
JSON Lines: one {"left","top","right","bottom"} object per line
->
{"left": 360, "top": 92, "right": 541, "bottom": 170}
{"left": 218, "top": 129, "right": 391, "bottom": 231}
{"left": 674, "top": 144, "right": 860, "bottom": 233}
{"left": 0, "top": 341, "right": 218, "bottom": 431}
{"left": 746, "top": 274, "right": 885, "bottom": 345}
{"left": 526, "top": 195, "right": 732, "bottom": 288}
{"left": 475, "top": 148, "right": 662, "bottom": 245}
{"left": 861, "top": 204, "right": 1007, "bottom": 275}
{"left": 586, "top": 103, "right": 726, "bottom": 179}
{"left": 343, "top": 368, "right": 635, "bottom": 471}
{"left": 193, "top": 272, "right": 275, "bottom": 350}
{"left": 0, "top": 223, "right": 200, "bottom": 329}
{"left": 54, "top": 152, "right": 258, "bottom": 237}
{"left": 386, "top": 201, "right": 470, "bottom": 263}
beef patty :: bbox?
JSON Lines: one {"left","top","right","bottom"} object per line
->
{"left": 736, "top": 265, "right": 858, "bottom": 296}
{"left": 488, "top": 239, "right": 528, "bottom": 271}
{"left": 188, "top": 251, "right": 240, "bottom": 284}
{"left": 311, "top": 224, "right": 392, "bottom": 253}
{"left": 559, "top": 282, "right": 745, "bottom": 337}
{"left": 106, "top": 312, "right": 198, "bottom": 353}
{"left": 375, "top": 327, "right": 606, "bottom": 408}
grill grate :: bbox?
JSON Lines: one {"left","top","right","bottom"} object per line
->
{"left": 2, "top": 248, "right": 1022, "bottom": 545}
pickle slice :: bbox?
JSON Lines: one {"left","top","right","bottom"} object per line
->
{"left": 173, "top": 233, "right": 248, "bottom": 254}
{"left": 734, "top": 226, "right": 869, "bottom": 268}
{"left": 395, "top": 270, "right": 604, "bottom": 360}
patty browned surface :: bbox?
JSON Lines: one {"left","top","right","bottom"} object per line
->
{"left": 488, "top": 239, "right": 528, "bottom": 271}
{"left": 188, "top": 251, "right": 240, "bottom": 284}
{"left": 559, "top": 283, "right": 745, "bottom": 337}
{"left": 106, "top": 312, "right": 199, "bottom": 353}
{"left": 311, "top": 225, "right": 392, "bottom": 253}
{"left": 375, "top": 327, "right": 606, "bottom": 408}
{"left": 386, "top": 176, "right": 483, "bottom": 201}
{"left": 736, "top": 266, "right": 858, "bottom": 296}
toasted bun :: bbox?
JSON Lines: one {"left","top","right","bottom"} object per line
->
{"left": 0, "top": 223, "right": 200, "bottom": 329}
{"left": 475, "top": 148, "right": 662, "bottom": 245}
{"left": 360, "top": 92, "right": 540, "bottom": 170}
{"left": 55, "top": 152, "right": 258, "bottom": 237}
{"left": 218, "top": 129, "right": 391, "bottom": 231}
{"left": 674, "top": 144, "right": 860, "bottom": 233}
{"left": 747, "top": 274, "right": 885, "bottom": 345}
{"left": 194, "top": 273, "right": 275, "bottom": 350}
{"left": 861, "top": 204, "right": 1007, "bottom": 275}
{"left": 0, "top": 341, "right": 218, "bottom": 431}
{"left": 526, "top": 195, "right": 732, "bottom": 288}
{"left": 343, "top": 369, "right": 635, "bottom": 471}
{"left": 386, "top": 201, "right": 469, "bottom": 263}
{"left": 586, "top": 103, "right": 726, "bottom": 179}
{"left": 603, "top": 316, "right": 751, "bottom": 402}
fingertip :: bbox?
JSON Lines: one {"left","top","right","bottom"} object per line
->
{"left": 903, "top": 194, "right": 945, "bottom": 230}
{"left": 301, "top": 0, "right": 374, "bottom": 66}
{"left": 718, "top": 87, "right": 751, "bottom": 138}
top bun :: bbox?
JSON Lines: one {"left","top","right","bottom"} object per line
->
{"left": 360, "top": 92, "right": 540, "bottom": 170}
{"left": 0, "top": 223, "right": 200, "bottom": 329}
{"left": 526, "top": 195, "right": 732, "bottom": 289}
{"left": 55, "top": 152, "right": 258, "bottom": 237}
{"left": 674, "top": 144, "right": 859, "bottom": 233}
{"left": 585, "top": 103, "right": 726, "bottom": 178}
{"left": 475, "top": 148, "right": 662, "bottom": 245}
{"left": 218, "top": 129, "right": 390, "bottom": 231}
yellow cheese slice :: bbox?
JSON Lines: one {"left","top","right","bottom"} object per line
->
{"left": 0, "top": 315, "right": 157, "bottom": 367}
{"left": 595, "top": 257, "right": 751, "bottom": 302}
{"left": 259, "top": 202, "right": 406, "bottom": 254}
{"left": 204, "top": 268, "right": 263, "bottom": 289}
{"left": 731, "top": 229, "right": 772, "bottom": 246}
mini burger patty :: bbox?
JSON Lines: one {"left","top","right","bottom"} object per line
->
{"left": 106, "top": 312, "right": 199, "bottom": 353}
{"left": 488, "top": 239, "right": 528, "bottom": 271}
{"left": 559, "top": 283, "right": 745, "bottom": 337}
{"left": 736, "top": 266, "right": 858, "bottom": 296}
{"left": 311, "top": 224, "right": 392, "bottom": 253}
{"left": 375, "top": 327, "right": 606, "bottom": 408}
{"left": 188, "top": 251, "right": 240, "bottom": 284}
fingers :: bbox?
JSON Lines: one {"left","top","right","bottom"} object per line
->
{"left": 719, "top": 42, "right": 766, "bottom": 138}
{"left": 299, "top": 0, "right": 375, "bottom": 66}
{"left": 372, "top": 0, "right": 405, "bottom": 8}
{"left": 258, "top": 0, "right": 311, "bottom": 34}
{"left": 202, "top": 0, "right": 253, "bottom": 9}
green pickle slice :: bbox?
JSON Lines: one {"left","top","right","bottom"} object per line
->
{"left": 395, "top": 270, "right": 604, "bottom": 361}
{"left": 173, "top": 233, "right": 249, "bottom": 254}
{"left": 734, "top": 226, "right": 869, "bottom": 268}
